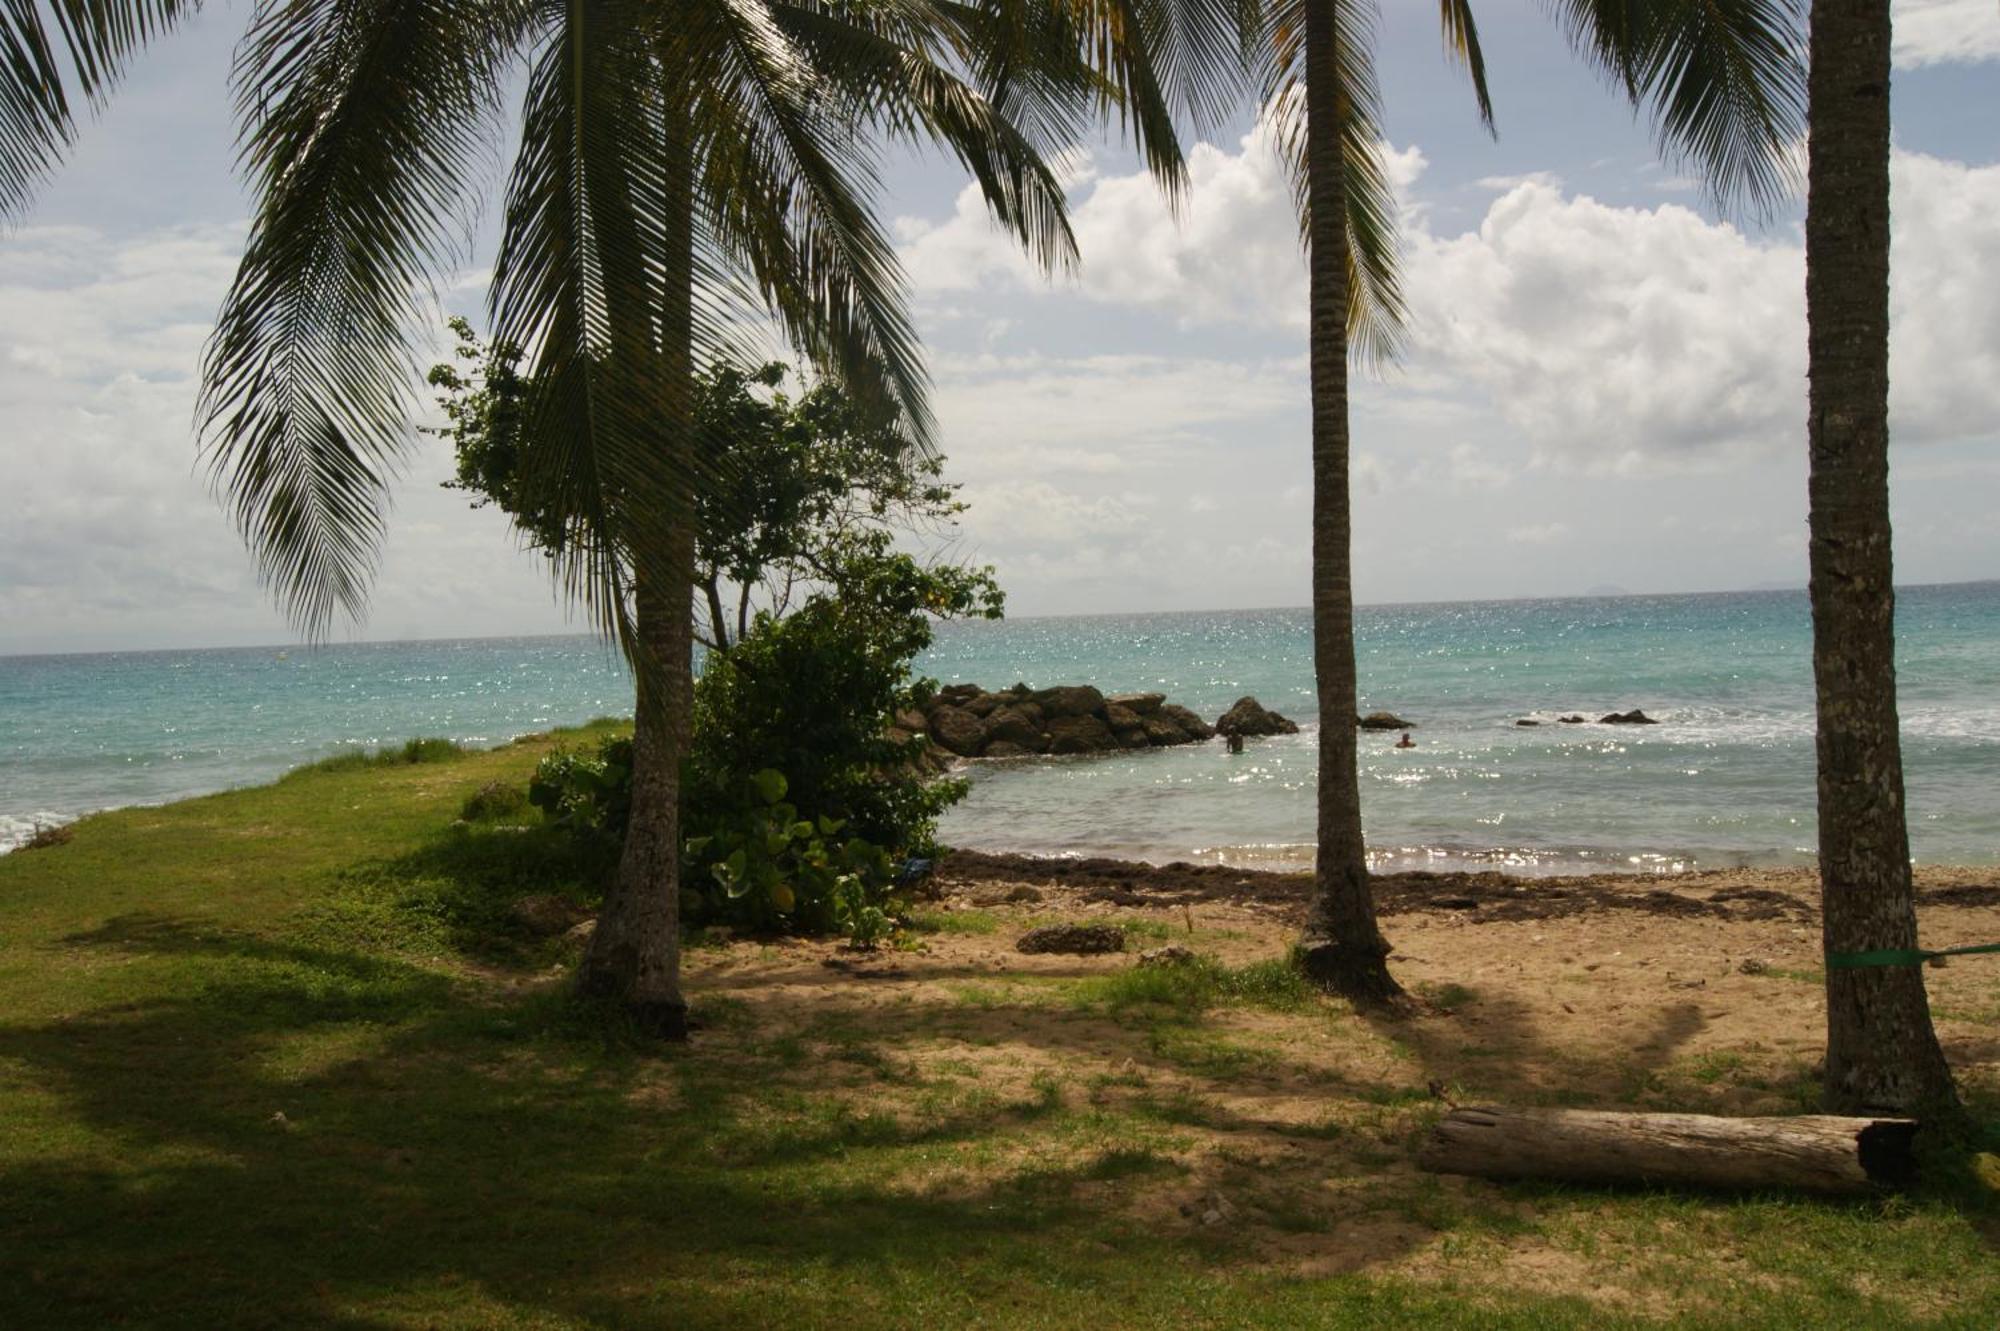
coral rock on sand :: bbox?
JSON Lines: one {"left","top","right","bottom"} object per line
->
{"left": 1138, "top": 944, "right": 1201, "bottom": 968}
{"left": 1016, "top": 923, "right": 1126, "bottom": 955}
{"left": 1357, "top": 711, "right": 1413, "bottom": 730}
{"left": 1215, "top": 696, "right": 1301, "bottom": 739}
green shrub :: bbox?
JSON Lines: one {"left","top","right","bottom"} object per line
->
{"left": 460, "top": 780, "right": 531, "bottom": 822}
{"left": 688, "top": 768, "right": 897, "bottom": 944}
{"left": 290, "top": 737, "right": 468, "bottom": 778}
{"left": 526, "top": 738, "right": 632, "bottom": 843}
{"left": 397, "top": 737, "right": 467, "bottom": 764}
{"left": 686, "top": 581, "right": 971, "bottom": 859}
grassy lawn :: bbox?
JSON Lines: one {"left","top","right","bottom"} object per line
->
{"left": 3, "top": 725, "right": 1997, "bottom": 1328}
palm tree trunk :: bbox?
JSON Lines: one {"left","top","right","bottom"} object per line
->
{"left": 574, "top": 109, "right": 698, "bottom": 1041}
{"left": 1805, "top": 0, "right": 1954, "bottom": 1113}
{"left": 1295, "top": 0, "right": 1399, "bottom": 1004}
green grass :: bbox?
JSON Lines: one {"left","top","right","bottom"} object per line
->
{"left": 3, "top": 723, "right": 1999, "bottom": 1329}
{"left": 1068, "top": 952, "right": 1321, "bottom": 1017}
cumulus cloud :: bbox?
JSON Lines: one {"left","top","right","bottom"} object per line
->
{"left": 906, "top": 134, "right": 2000, "bottom": 477}
{"left": 0, "top": 224, "right": 571, "bottom": 651}
{"left": 1894, "top": 0, "right": 2000, "bottom": 67}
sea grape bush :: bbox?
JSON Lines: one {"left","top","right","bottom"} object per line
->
{"left": 689, "top": 768, "right": 897, "bottom": 945}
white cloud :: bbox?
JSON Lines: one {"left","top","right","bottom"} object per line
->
{"left": 1403, "top": 151, "right": 2000, "bottom": 470}
{"left": 1506, "top": 522, "right": 1572, "bottom": 546}
{"left": 0, "top": 223, "right": 572, "bottom": 652}
{"left": 902, "top": 121, "right": 1318, "bottom": 330}
{"left": 1894, "top": 0, "right": 2000, "bottom": 67}
{"left": 908, "top": 133, "right": 2000, "bottom": 477}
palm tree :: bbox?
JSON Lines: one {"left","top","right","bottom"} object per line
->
{"left": 1267, "top": 0, "right": 1806, "bottom": 1001}
{"left": 1804, "top": 1, "right": 1956, "bottom": 1113}
{"left": 0, "top": 0, "right": 1218, "bottom": 1035}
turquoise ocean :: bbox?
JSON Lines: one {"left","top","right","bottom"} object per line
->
{"left": 4, "top": 583, "right": 1997, "bottom": 872}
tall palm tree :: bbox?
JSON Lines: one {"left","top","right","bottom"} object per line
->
{"left": 1804, "top": 1, "right": 1955, "bottom": 1113}
{"left": 1265, "top": 0, "right": 1806, "bottom": 1001}
{"left": 0, "top": 0, "right": 1233, "bottom": 1035}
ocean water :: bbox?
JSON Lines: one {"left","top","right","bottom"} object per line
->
{"left": 4, "top": 584, "right": 1997, "bottom": 872}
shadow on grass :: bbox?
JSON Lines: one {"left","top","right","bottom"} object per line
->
{"left": 305, "top": 821, "right": 615, "bottom": 967}
{"left": 5, "top": 916, "right": 1450, "bottom": 1329}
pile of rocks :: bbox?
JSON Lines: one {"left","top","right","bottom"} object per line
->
{"left": 910, "top": 683, "right": 1216, "bottom": 759}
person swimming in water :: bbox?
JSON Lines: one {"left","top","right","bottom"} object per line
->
{"left": 1395, "top": 732, "right": 1415, "bottom": 749}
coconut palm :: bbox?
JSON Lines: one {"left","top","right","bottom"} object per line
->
{"left": 1264, "top": 0, "right": 1806, "bottom": 1001}
{"left": 0, "top": 0, "right": 1239, "bottom": 1033}
{"left": 1803, "top": 1, "right": 1955, "bottom": 1113}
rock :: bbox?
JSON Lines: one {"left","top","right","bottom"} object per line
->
{"left": 1558, "top": 715, "right": 1587, "bottom": 724}
{"left": 938, "top": 682, "right": 982, "bottom": 702}
{"left": 982, "top": 705, "right": 1045, "bottom": 751}
{"left": 1215, "top": 696, "right": 1301, "bottom": 738}
{"left": 970, "top": 884, "right": 1044, "bottom": 906}
{"left": 981, "top": 739, "right": 1032, "bottom": 759}
{"left": 1358, "top": 711, "right": 1412, "bottom": 730}
{"left": 1016, "top": 923, "right": 1126, "bottom": 955}
{"left": 962, "top": 692, "right": 1003, "bottom": 718}
{"left": 894, "top": 708, "right": 927, "bottom": 733}
{"left": 1599, "top": 709, "right": 1659, "bottom": 725}
{"left": 1142, "top": 716, "right": 1188, "bottom": 745}
{"left": 1737, "top": 958, "right": 1771, "bottom": 976}
{"left": 1159, "top": 704, "right": 1215, "bottom": 741}
{"left": 1431, "top": 896, "right": 1480, "bottom": 911}
{"left": 511, "top": 894, "right": 589, "bottom": 937}
{"left": 1138, "top": 944, "right": 1201, "bottom": 968}
{"left": 1107, "top": 692, "right": 1166, "bottom": 715}
{"left": 1045, "top": 713, "right": 1116, "bottom": 755}
{"left": 1032, "top": 684, "right": 1107, "bottom": 718}
{"left": 1103, "top": 702, "right": 1144, "bottom": 731}
{"left": 1515, "top": 719, "right": 1541, "bottom": 727}
{"left": 565, "top": 918, "right": 597, "bottom": 945}
{"left": 929, "top": 705, "right": 987, "bottom": 756}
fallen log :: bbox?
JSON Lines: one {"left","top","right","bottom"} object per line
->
{"left": 1419, "top": 1106, "right": 1918, "bottom": 1196}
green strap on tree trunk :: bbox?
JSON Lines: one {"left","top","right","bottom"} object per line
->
{"left": 1826, "top": 941, "right": 2000, "bottom": 969}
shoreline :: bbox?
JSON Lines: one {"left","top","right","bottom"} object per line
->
{"left": 937, "top": 848, "right": 2000, "bottom": 924}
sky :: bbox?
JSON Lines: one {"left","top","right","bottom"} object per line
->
{"left": 2, "top": 1, "right": 1997, "bottom": 654}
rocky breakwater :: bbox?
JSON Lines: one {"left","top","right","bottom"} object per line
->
{"left": 915, "top": 683, "right": 1216, "bottom": 759}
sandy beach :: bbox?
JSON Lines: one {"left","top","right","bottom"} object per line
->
{"left": 672, "top": 853, "right": 2000, "bottom": 1305}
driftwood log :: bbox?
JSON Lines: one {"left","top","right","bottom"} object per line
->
{"left": 1419, "top": 1106, "right": 1919, "bottom": 1196}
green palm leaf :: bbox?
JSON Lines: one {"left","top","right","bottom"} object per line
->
{"left": 1549, "top": 0, "right": 1806, "bottom": 216}
{"left": 0, "top": 1, "right": 198, "bottom": 221}
{"left": 196, "top": 0, "right": 515, "bottom": 633}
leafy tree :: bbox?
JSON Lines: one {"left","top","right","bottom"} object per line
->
{"left": 1272, "top": 1, "right": 1806, "bottom": 1003}
{"left": 430, "top": 321, "right": 976, "bottom": 653}
{"left": 1803, "top": 1, "right": 1956, "bottom": 1113}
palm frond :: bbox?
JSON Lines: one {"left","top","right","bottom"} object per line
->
{"left": 1265, "top": 0, "right": 1407, "bottom": 364}
{"left": 0, "top": 1, "right": 197, "bottom": 222}
{"left": 679, "top": 0, "right": 939, "bottom": 447}
{"left": 490, "top": 1, "right": 741, "bottom": 661}
{"left": 766, "top": 0, "right": 1079, "bottom": 277}
{"left": 197, "top": 0, "right": 513, "bottom": 633}
{"left": 1438, "top": 0, "right": 1494, "bottom": 132}
{"left": 1548, "top": 0, "right": 1806, "bottom": 217}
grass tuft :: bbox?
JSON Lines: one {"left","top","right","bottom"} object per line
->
{"left": 1069, "top": 952, "right": 1318, "bottom": 1017}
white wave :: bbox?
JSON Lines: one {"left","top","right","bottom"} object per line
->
{"left": 0, "top": 811, "right": 72, "bottom": 854}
